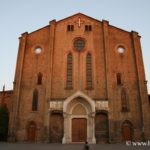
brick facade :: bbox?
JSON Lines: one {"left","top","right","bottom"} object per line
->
{"left": 1, "top": 13, "right": 150, "bottom": 143}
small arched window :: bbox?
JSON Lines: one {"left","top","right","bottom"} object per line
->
{"left": 67, "top": 25, "right": 74, "bottom": 31}
{"left": 117, "top": 73, "right": 122, "bottom": 85}
{"left": 121, "top": 88, "right": 129, "bottom": 112}
{"left": 37, "top": 72, "right": 42, "bottom": 85}
{"left": 32, "top": 89, "right": 38, "bottom": 111}
{"left": 66, "top": 53, "right": 73, "bottom": 89}
{"left": 86, "top": 53, "right": 92, "bottom": 89}
{"left": 85, "top": 25, "right": 92, "bottom": 31}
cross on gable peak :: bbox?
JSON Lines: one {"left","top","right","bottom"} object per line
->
{"left": 75, "top": 17, "right": 84, "bottom": 27}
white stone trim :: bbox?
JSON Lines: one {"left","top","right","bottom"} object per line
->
{"left": 63, "top": 90, "right": 95, "bottom": 113}
{"left": 95, "top": 101, "right": 109, "bottom": 111}
{"left": 49, "top": 101, "right": 63, "bottom": 111}
{"left": 62, "top": 91, "right": 96, "bottom": 144}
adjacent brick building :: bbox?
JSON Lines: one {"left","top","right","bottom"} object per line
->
{"left": 0, "top": 89, "right": 13, "bottom": 112}
{"left": 1, "top": 13, "right": 150, "bottom": 143}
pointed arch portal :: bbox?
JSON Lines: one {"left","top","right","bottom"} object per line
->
{"left": 63, "top": 91, "right": 96, "bottom": 144}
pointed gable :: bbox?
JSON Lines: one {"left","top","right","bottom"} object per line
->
{"left": 57, "top": 13, "right": 101, "bottom": 24}
{"left": 55, "top": 13, "right": 102, "bottom": 31}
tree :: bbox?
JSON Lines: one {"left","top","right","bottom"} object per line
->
{"left": 0, "top": 104, "right": 9, "bottom": 141}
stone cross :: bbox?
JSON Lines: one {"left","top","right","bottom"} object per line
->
{"left": 75, "top": 17, "right": 84, "bottom": 27}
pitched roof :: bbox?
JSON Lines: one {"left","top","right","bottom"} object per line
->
{"left": 57, "top": 12, "right": 101, "bottom": 24}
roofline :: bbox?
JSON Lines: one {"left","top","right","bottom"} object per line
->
{"left": 110, "top": 24, "right": 139, "bottom": 35}
{"left": 110, "top": 24, "right": 130, "bottom": 34}
{"left": 57, "top": 12, "right": 101, "bottom": 24}
{"left": 20, "top": 12, "right": 139, "bottom": 36}
{"left": 0, "top": 90, "right": 13, "bottom": 93}
{"left": 20, "top": 25, "right": 50, "bottom": 37}
{"left": 21, "top": 13, "right": 102, "bottom": 36}
{"left": 29, "top": 25, "right": 50, "bottom": 35}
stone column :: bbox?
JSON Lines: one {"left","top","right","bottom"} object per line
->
{"left": 89, "top": 112, "right": 96, "bottom": 144}
{"left": 131, "top": 31, "right": 150, "bottom": 140}
{"left": 9, "top": 32, "right": 28, "bottom": 142}
{"left": 44, "top": 20, "right": 56, "bottom": 142}
{"left": 62, "top": 112, "right": 70, "bottom": 144}
{"left": 102, "top": 20, "right": 109, "bottom": 99}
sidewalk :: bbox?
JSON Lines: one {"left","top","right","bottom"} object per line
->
{"left": 0, "top": 143, "right": 150, "bottom": 150}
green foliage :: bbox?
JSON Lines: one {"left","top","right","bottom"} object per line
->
{"left": 0, "top": 105, "right": 9, "bottom": 141}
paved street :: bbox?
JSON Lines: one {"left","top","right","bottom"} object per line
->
{"left": 0, "top": 143, "right": 150, "bottom": 150}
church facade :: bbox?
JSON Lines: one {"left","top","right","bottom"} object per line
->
{"left": 7, "top": 13, "right": 150, "bottom": 143}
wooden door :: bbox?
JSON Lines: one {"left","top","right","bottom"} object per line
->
{"left": 95, "top": 113, "right": 108, "bottom": 143}
{"left": 28, "top": 123, "right": 36, "bottom": 142}
{"left": 123, "top": 123, "right": 131, "bottom": 141}
{"left": 72, "top": 118, "right": 87, "bottom": 142}
{"left": 49, "top": 113, "right": 64, "bottom": 143}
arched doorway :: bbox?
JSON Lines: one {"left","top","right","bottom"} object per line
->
{"left": 49, "top": 112, "right": 64, "bottom": 143}
{"left": 95, "top": 112, "right": 108, "bottom": 143}
{"left": 63, "top": 91, "right": 96, "bottom": 144}
{"left": 122, "top": 121, "right": 133, "bottom": 141}
{"left": 27, "top": 121, "right": 36, "bottom": 142}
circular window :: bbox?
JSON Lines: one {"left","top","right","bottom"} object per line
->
{"left": 74, "top": 39, "right": 85, "bottom": 51}
{"left": 117, "top": 46, "right": 125, "bottom": 54}
{"left": 35, "top": 47, "right": 42, "bottom": 54}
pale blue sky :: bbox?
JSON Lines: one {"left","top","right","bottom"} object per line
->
{"left": 0, "top": 0, "right": 150, "bottom": 93}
